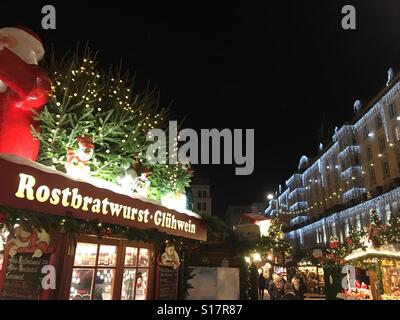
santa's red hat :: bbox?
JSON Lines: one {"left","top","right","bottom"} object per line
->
{"left": 0, "top": 26, "right": 45, "bottom": 61}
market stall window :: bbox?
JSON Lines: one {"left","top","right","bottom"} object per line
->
{"left": 70, "top": 243, "right": 117, "bottom": 300}
{"left": 121, "top": 247, "right": 150, "bottom": 300}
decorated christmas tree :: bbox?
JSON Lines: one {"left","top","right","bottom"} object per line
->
{"left": 259, "top": 219, "right": 292, "bottom": 260}
{"left": 385, "top": 213, "right": 400, "bottom": 244}
{"left": 368, "top": 208, "right": 384, "bottom": 248}
{"left": 33, "top": 47, "right": 192, "bottom": 201}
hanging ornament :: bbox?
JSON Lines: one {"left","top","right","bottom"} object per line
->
{"left": 65, "top": 135, "right": 94, "bottom": 179}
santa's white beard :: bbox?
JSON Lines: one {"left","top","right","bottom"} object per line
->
{"left": 0, "top": 80, "right": 6, "bottom": 93}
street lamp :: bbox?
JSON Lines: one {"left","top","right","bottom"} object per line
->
{"left": 267, "top": 192, "right": 280, "bottom": 217}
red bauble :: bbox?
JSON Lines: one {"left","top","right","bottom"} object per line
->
{"left": 346, "top": 238, "right": 353, "bottom": 245}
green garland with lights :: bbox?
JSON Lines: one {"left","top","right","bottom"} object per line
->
{"left": 34, "top": 46, "right": 192, "bottom": 201}
{"left": 0, "top": 205, "right": 172, "bottom": 245}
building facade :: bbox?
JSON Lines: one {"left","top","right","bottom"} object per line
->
{"left": 266, "top": 70, "right": 400, "bottom": 250}
{"left": 191, "top": 174, "right": 212, "bottom": 216}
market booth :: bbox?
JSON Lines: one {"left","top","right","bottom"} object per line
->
{"left": 344, "top": 245, "right": 400, "bottom": 300}
{"left": 0, "top": 155, "right": 207, "bottom": 300}
{"left": 296, "top": 259, "right": 325, "bottom": 295}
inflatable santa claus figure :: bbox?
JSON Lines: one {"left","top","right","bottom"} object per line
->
{"left": 0, "top": 27, "right": 51, "bottom": 161}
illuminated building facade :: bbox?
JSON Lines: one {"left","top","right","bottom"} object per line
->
{"left": 265, "top": 70, "right": 400, "bottom": 249}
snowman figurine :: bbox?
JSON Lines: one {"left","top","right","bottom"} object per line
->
{"left": 117, "top": 164, "right": 138, "bottom": 194}
{"left": 135, "top": 168, "right": 151, "bottom": 198}
{"left": 65, "top": 135, "right": 94, "bottom": 179}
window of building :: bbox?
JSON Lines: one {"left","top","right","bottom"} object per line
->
{"left": 202, "top": 190, "right": 207, "bottom": 198}
{"left": 378, "top": 136, "right": 386, "bottom": 153}
{"left": 69, "top": 242, "right": 151, "bottom": 301}
{"left": 383, "top": 160, "right": 390, "bottom": 178}
{"left": 197, "top": 203, "right": 202, "bottom": 211}
{"left": 121, "top": 247, "right": 150, "bottom": 300}
{"left": 389, "top": 102, "right": 397, "bottom": 119}
{"left": 202, "top": 203, "right": 207, "bottom": 211}
{"left": 370, "top": 168, "right": 377, "bottom": 186}
{"left": 197, "top": 190, "right": 202, "bottom": 198}
{"left": 376, "top": 115, "right": 383, "bottom": 129}
{"left": 363, "top": 126, "right": 369, "bottom": 140}
{"left": 394, "top": 126, "right": 400, "bottom": 142}
{"left": 70, "top": 243, "right": 117, "bottom": 300}
{"left": 367, "top": 147, "right": 373, "bottom": 161}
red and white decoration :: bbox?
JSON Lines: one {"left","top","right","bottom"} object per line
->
{"left": 0, "top": 27, "right": 51, "bottom": 161}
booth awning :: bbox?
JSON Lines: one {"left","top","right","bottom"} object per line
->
{"left": 345, "top": 245, "right": 400, "bottom": 261}
{"left": 0, "top": 154, "right": 207, "bottom": 241}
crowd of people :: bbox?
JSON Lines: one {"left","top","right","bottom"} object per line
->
{"left": 249, "top": 263, "right": 307, "bottom": 300}
{"left": 265, "top": 273, "right": 306, "bottom": 300}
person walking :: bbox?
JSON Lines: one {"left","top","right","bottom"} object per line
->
{"left": 258, "top": 271, "right": 266, "bottom": 299}
{"left": 249, "top": 263, "right": 259, "bottom": 300}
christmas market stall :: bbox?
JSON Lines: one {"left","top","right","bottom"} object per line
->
{"left": 322, "top": 208, "right": 400, "bottom": 300}
{"left": 296, "top": 259, "right": 325, "bottom": 295}
{"left": 344, "top": 245, "right": 400, "bottom": 300}
{"left": 0, "top": 26, "right": 206, "bottom": 300}
{"left": 0, "top": 155, "right": 206, "bottom": 300}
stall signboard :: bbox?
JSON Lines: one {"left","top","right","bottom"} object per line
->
{"left": 0, "top": 155, "right": 207, "bottom": 241}
{"left": 156, "top": 266, "right": 179, "bottom": 300}
{"left": 0, "top": 227, "right": 57, "bottom": 300}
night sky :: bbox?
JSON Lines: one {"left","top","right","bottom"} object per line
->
{"left": 3, "top": 1, "right": 400, "bottom": 218}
